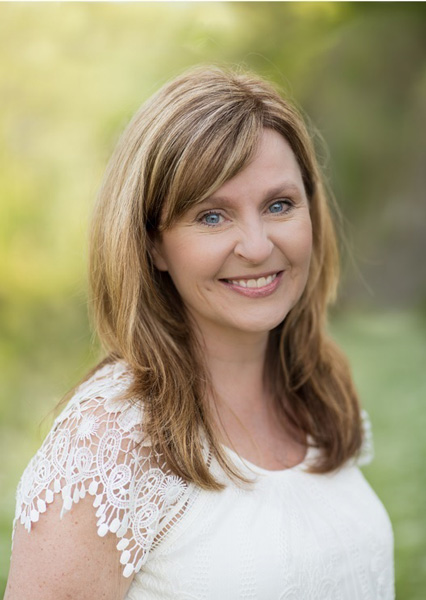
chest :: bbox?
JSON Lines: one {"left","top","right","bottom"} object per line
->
{"left": 126, "top": 465, "right": 394, "bottom": 600}
{"left": 217, "top": 417, "right": 308, "bottom": 471}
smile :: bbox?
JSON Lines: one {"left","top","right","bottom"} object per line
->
{"left": 226, "top": 273, "right": 278, "bottom": 288}
{"left": 220, "top": 271, "right": 284, "bottom": 298}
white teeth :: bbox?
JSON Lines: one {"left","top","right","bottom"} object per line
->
{"left": 229, "top": 273, "right": 278, "bottom": 288}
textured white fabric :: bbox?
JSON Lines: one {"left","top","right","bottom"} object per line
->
{"left": 13, "top": 360, "right": 394, "bottom": 599}
{"left": 13, "top": 361, "right": 193, "bottom": 578}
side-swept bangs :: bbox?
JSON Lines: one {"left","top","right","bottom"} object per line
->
{"left": 123, "top": 67, "right": 316, "bottom": 235}
{"left": 143, "top": 85, "right": 263, "bottom": 232}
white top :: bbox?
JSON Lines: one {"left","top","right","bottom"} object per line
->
{"left": 12, "top": 360, "right": 395, "bottom": 599}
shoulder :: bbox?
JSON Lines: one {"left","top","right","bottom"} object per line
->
{"left": 13, "top": 360, "right": 190, "bottom": 579}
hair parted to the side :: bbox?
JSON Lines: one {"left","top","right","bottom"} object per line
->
{"left": 86, "top": 65, "right": 363, "bottom": 490}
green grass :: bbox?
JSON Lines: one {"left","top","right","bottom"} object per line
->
{"left": 1, "top": 309, "right": 425, "bottom": 597}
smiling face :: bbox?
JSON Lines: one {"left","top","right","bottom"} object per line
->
{"left": 152, "top": 129, "right": 313, "bottom": 345}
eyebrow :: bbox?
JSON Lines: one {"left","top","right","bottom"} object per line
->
{"left": 199, "top": 182, "right": 304, "bottom": 208}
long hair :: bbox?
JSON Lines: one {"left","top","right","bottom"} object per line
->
{"left": 87, "top": 66, "right": 363, "bottom": 489}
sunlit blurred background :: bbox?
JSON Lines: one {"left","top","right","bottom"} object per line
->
{"left": 1, "top": 3, "right": 425, "bottom": 596}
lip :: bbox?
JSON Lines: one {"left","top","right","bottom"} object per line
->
{"left": 220, "top": 270, "right": 284, "bottom": 298}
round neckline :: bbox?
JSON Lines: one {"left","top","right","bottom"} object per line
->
{"left": 221, "top": 437, "right": 318, "bottom": 476}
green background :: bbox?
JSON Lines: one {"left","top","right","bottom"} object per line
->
{"left": 1, "top": 3, "right": 425, "bottom": 597}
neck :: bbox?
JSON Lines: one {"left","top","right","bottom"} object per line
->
{"left": 193, "top": 323, "right": 276, "bottom": 431}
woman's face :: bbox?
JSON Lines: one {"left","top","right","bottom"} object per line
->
{"left": 152, "top": 129, "right": 312, "bottom": 344}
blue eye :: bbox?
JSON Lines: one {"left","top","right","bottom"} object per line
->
{"left": 269, "top": 201, "right": 285, "bottom": 213}
{"left": 268, "top": 200, "right": 293, "bottom": 214}
{"left": 201, "top": 212, "right": 222, "bottom": 226}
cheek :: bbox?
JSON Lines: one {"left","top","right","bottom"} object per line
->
{"left": 161, "top": 234, "right": 222, "bottom": 289}
{"left": 280, "top": 217, "right": 313, "bottom": 265}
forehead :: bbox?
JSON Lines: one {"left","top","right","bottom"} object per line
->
{"left": 204, "top": 129, "right": 306, "bottom": 204}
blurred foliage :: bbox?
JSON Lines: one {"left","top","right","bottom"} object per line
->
{"left": 331, "top": 310, "right": 426, "bottom": 599}
{"left": 1, "top": 3, "right": 425, "bottom": 597}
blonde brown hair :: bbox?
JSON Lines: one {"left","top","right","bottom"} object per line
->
{"left": 87, "top": 65, "right": 363, "bottom": 489}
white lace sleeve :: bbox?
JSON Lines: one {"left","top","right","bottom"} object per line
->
{"left": 12, "top": 361, "right": 189, "bottom": 578}
{"left": 357, "top": 409, "right": 375, "bottom": 466}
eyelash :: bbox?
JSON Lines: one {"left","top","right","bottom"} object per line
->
{"left": 197, "top": 199, "right": 294, "bottom": 227}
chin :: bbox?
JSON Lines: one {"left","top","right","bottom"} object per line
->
{"left": 232, "top": 314, "right": 289, "bottom": 335}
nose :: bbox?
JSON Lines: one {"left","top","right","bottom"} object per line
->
{"left": 233, "top": 220, "right": 274, "bottom": 264}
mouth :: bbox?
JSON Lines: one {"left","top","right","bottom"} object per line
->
{"left": 219, "top": 270, "right": 284, "bottom": 297}
{"left": 220, "top": 271, "right": 282, "bottom": 289}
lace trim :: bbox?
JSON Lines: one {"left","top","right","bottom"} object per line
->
{"left": 12, "top": 361, "right": 189, "bottom": 578}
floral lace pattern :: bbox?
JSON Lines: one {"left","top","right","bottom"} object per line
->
{"left": 13, "top": 361, "right": 189, "bottom": 578}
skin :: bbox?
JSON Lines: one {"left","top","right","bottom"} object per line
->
{"left": 5, "top": 495, "right": 134, "bottom": 600}
{"left": 153, "top": 128, "right": 313, "bottom": 467}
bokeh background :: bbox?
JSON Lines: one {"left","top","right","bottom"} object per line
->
{"left": 1, "top": 2, "right": 425, "bottom": 597}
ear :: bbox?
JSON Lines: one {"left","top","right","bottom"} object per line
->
{"left": 148, "top": 233, "right": 169, "bottom": 272}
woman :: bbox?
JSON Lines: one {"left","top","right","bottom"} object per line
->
{"left": 6, "top": 66, "right": 394, "bottom": 599}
